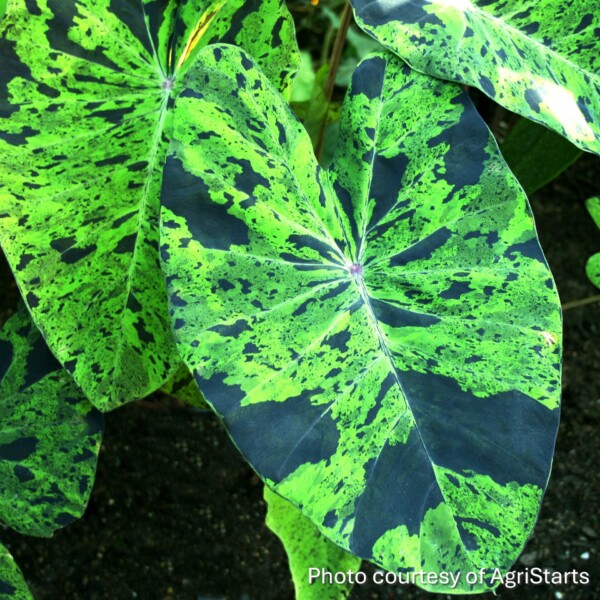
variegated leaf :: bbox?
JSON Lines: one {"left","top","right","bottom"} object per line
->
{"left": 265, "top": 486, "right": 361, "bottom": 600}
{"left": 159, "top": 361, "right": 208, "bottom": 408}
{"left": 0, "top": 544, "right": 31, "bottom": 600}
{"left": 0, "top": 307, "right": 103, "bottom": 537}
{"left": 160, "top": 46, "right": 561, "bottom": 593}
{"left": 0, "top": 0, "right": 299, "bottom": 410}
{"left": 585, "top": 196, "right": 600, "bottom": 288}
{"left": 351, "top": 0, "right": 600, "bottom": 155}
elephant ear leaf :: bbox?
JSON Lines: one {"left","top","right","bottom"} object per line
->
{"left": 0, "top": 0, "right": 299, "bottom": 410}
{"left": 351, "top": 0, "right": 600, "bottom": 156}
{"left": 160, "top": 46, "right": 561, "bottom": 593}
{"left": 0, "top": 544, "right": 32, "bottom": 600}
{"left": 585, "top": 196, "right": 600, "bottom": 288}
{"left": 0, "top": 307, "right": 103, "bottom": 537}
{"left": 264, "top": 486, "right": 361, "bottom": 600}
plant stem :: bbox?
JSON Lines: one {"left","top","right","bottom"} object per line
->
{"left": 315, "top": 1, "right": 352, "bottom": 162}
{"left": 562, "top": 294, "right": 600, "bottom": 311}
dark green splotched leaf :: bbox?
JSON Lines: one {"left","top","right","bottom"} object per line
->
{"left": 585, "top": 196, "right": 600, "bottom": 288}
{"left": 264, "top": 486, "right": 361, "bottom": 600}
{"left": 0, "top": 544, "right": 32, "bottom": 600}
{"left": 587, "top": 254, "right": 600, "bottom": 288}
{"left": 160, "top": 46, "right": 561, "bottom": 592}
{"left": 0, "top": 0, "right": 299, "bottom": 410}
{"left": 0, "top": 307, "right": 103, "bottom": 537}
{"left": 501, "top": 117, "right": 583, "bottom": 195}
{"left": 159, "top": 362, "right": 209, "bottom": 409}
{"left": 351, "top": 0, "right": 600, "bottom": 155}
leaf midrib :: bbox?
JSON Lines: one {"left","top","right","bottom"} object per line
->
{"left": 350, "top": 271, "right": 479, "bottom": 561}
{"left": 111, "top": 90, "right": 171, "bottom": 392}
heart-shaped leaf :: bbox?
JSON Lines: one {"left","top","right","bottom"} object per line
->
{"left": 0, "top": 307, "right": 103, "bottom": 537}
{"left": 0, "top": 0, "right": 299, "bottom": 410}
{"left": 160, "top": 45, "right": 561, "bottom": 592}
{"left": 265, "top": 486, "right": 361, "bottom": 600}
{"left": 585, "top": 196, "right": 600, "bottom": 288}
{"left": 351, "top": 0, "right": 600, "bottom": 156}
{"left": 0, "top": 544, "right": 31, "bottom": 600}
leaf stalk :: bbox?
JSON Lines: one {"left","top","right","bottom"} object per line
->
{"left": 315, "top": 1, "right": 352, "bottom": 161}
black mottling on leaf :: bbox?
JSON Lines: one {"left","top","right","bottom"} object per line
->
{"left": 456, "top": 516, "right": 501, "bottom": 550}
{"left": 440, "top": 281, "right": 473, "bottom": 299}
{"left": 221, "top": 387, "right": 340, "bottom": 482}
{"left": 574, "top": 13, "right": 593, "bottom": 34}
{"left": 479, "top": 75, "right": 496, "bottom": 97}
{"left": 371, "top": 300, "right": 441, "bottom": 328}
{"left": 506, "top": 238, "right": 546, "bottom": 263}
{"left": 134, "top": 319, "right": 155, "bottom": 344}
{"left": 427, "top": 96, "right": 489, "bottom": 188}
{"left": 115, "top": 233, "right": 138, "bottom": 254}
{"left": 522, "top": 22, "right": 540, "bottom": 35}
{"left": 355, "top": 0, "right": 444, "bottom": 30}
{"left": 0, "top": 437, "right": 38, "bottom": 461}
{"left": 323, "top": 510, "right": 337, "bottom": 527}
{"left": 209, "top": 319, "right": 252, "bottom": 338}
{"left": 108, "top": 0, "right": 156, "bottom": 59}
{"left": 350, "top": 426, "right": 443, "bottom": 555}
{"left": 36, "top": 83, "right": 61, "bottom": 98}
{"left": 0, "top": 581, "right": 16, "bottom": 595}
{"left": 13, "top": 465, "right": 35, "bottom": 483}
{"left": 218, "top": 0, "right": 258, "bottom": 44}
{"left": 0, "top": 126, "right": 41, "bottom": 146}
{"left": 127, "top": 161, "right": 149, "bottom": 172}
{"left": 323, "top": 329, "right": 351, "bottom": 353}
{"left": 89, "top": 106, "right": 136, "bottom": 124}
{"left": 20, "top": 333, "right": 61, "bottom": 390}
{"left": 61, "top": 244, "right": 97, "bottom": 264}
{"left": 386, "top": 227, "right": 452, "bottom": 267}
{"left": 525, "top": 89, "right": 542, "bottom": 113}
{"left": 163, "top": 156, "right": 250, "bottom": 250}
{"left": 197, "top": 371, "right": 245, "bottom": 415}
{"left": 226, "top": 157, "right": 270, "bottom": 195}
{"left": 73, "top": 448, "right": 95, "bottom": 464}
{"left": 367, "top": 152, "right": 410, "bottom": 229}
{"left": 54, "top": 512, "right": 77, "bottom": 527}
{"left": 401, "top": 369, "right": 557, "bottom": 487}
{"left": 26, "top": 292, "right": 40, "bottom": 308}
{"left": 349, "top": 55, "right": 386, "bottom": 101}
{"left": 94, "top": 154, "right": 130, "bottom": 167}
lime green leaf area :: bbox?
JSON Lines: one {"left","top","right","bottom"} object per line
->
{"left": 0, "top": 0, "right": 299, "bottom": 411}
{"left": 265, "top": 487, "right": 361, "bottom": 600}
{"left": 0, "top": 544, "right": 32, "bottom": 600}
{"left": 160, "top": 46, "right": 561, "bottom": 592}
{"left": 351, "top": 0, "right": 600, "bottom": 156}
{"left": 585, "top": 196, "right": 600, "bottom": 288}
{"left": 0, "top": 307, "right": 103, "bottom": 537}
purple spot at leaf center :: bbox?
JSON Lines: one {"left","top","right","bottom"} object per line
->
{"left": 349, "top": 263, "right": 363, "bottom": 276}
